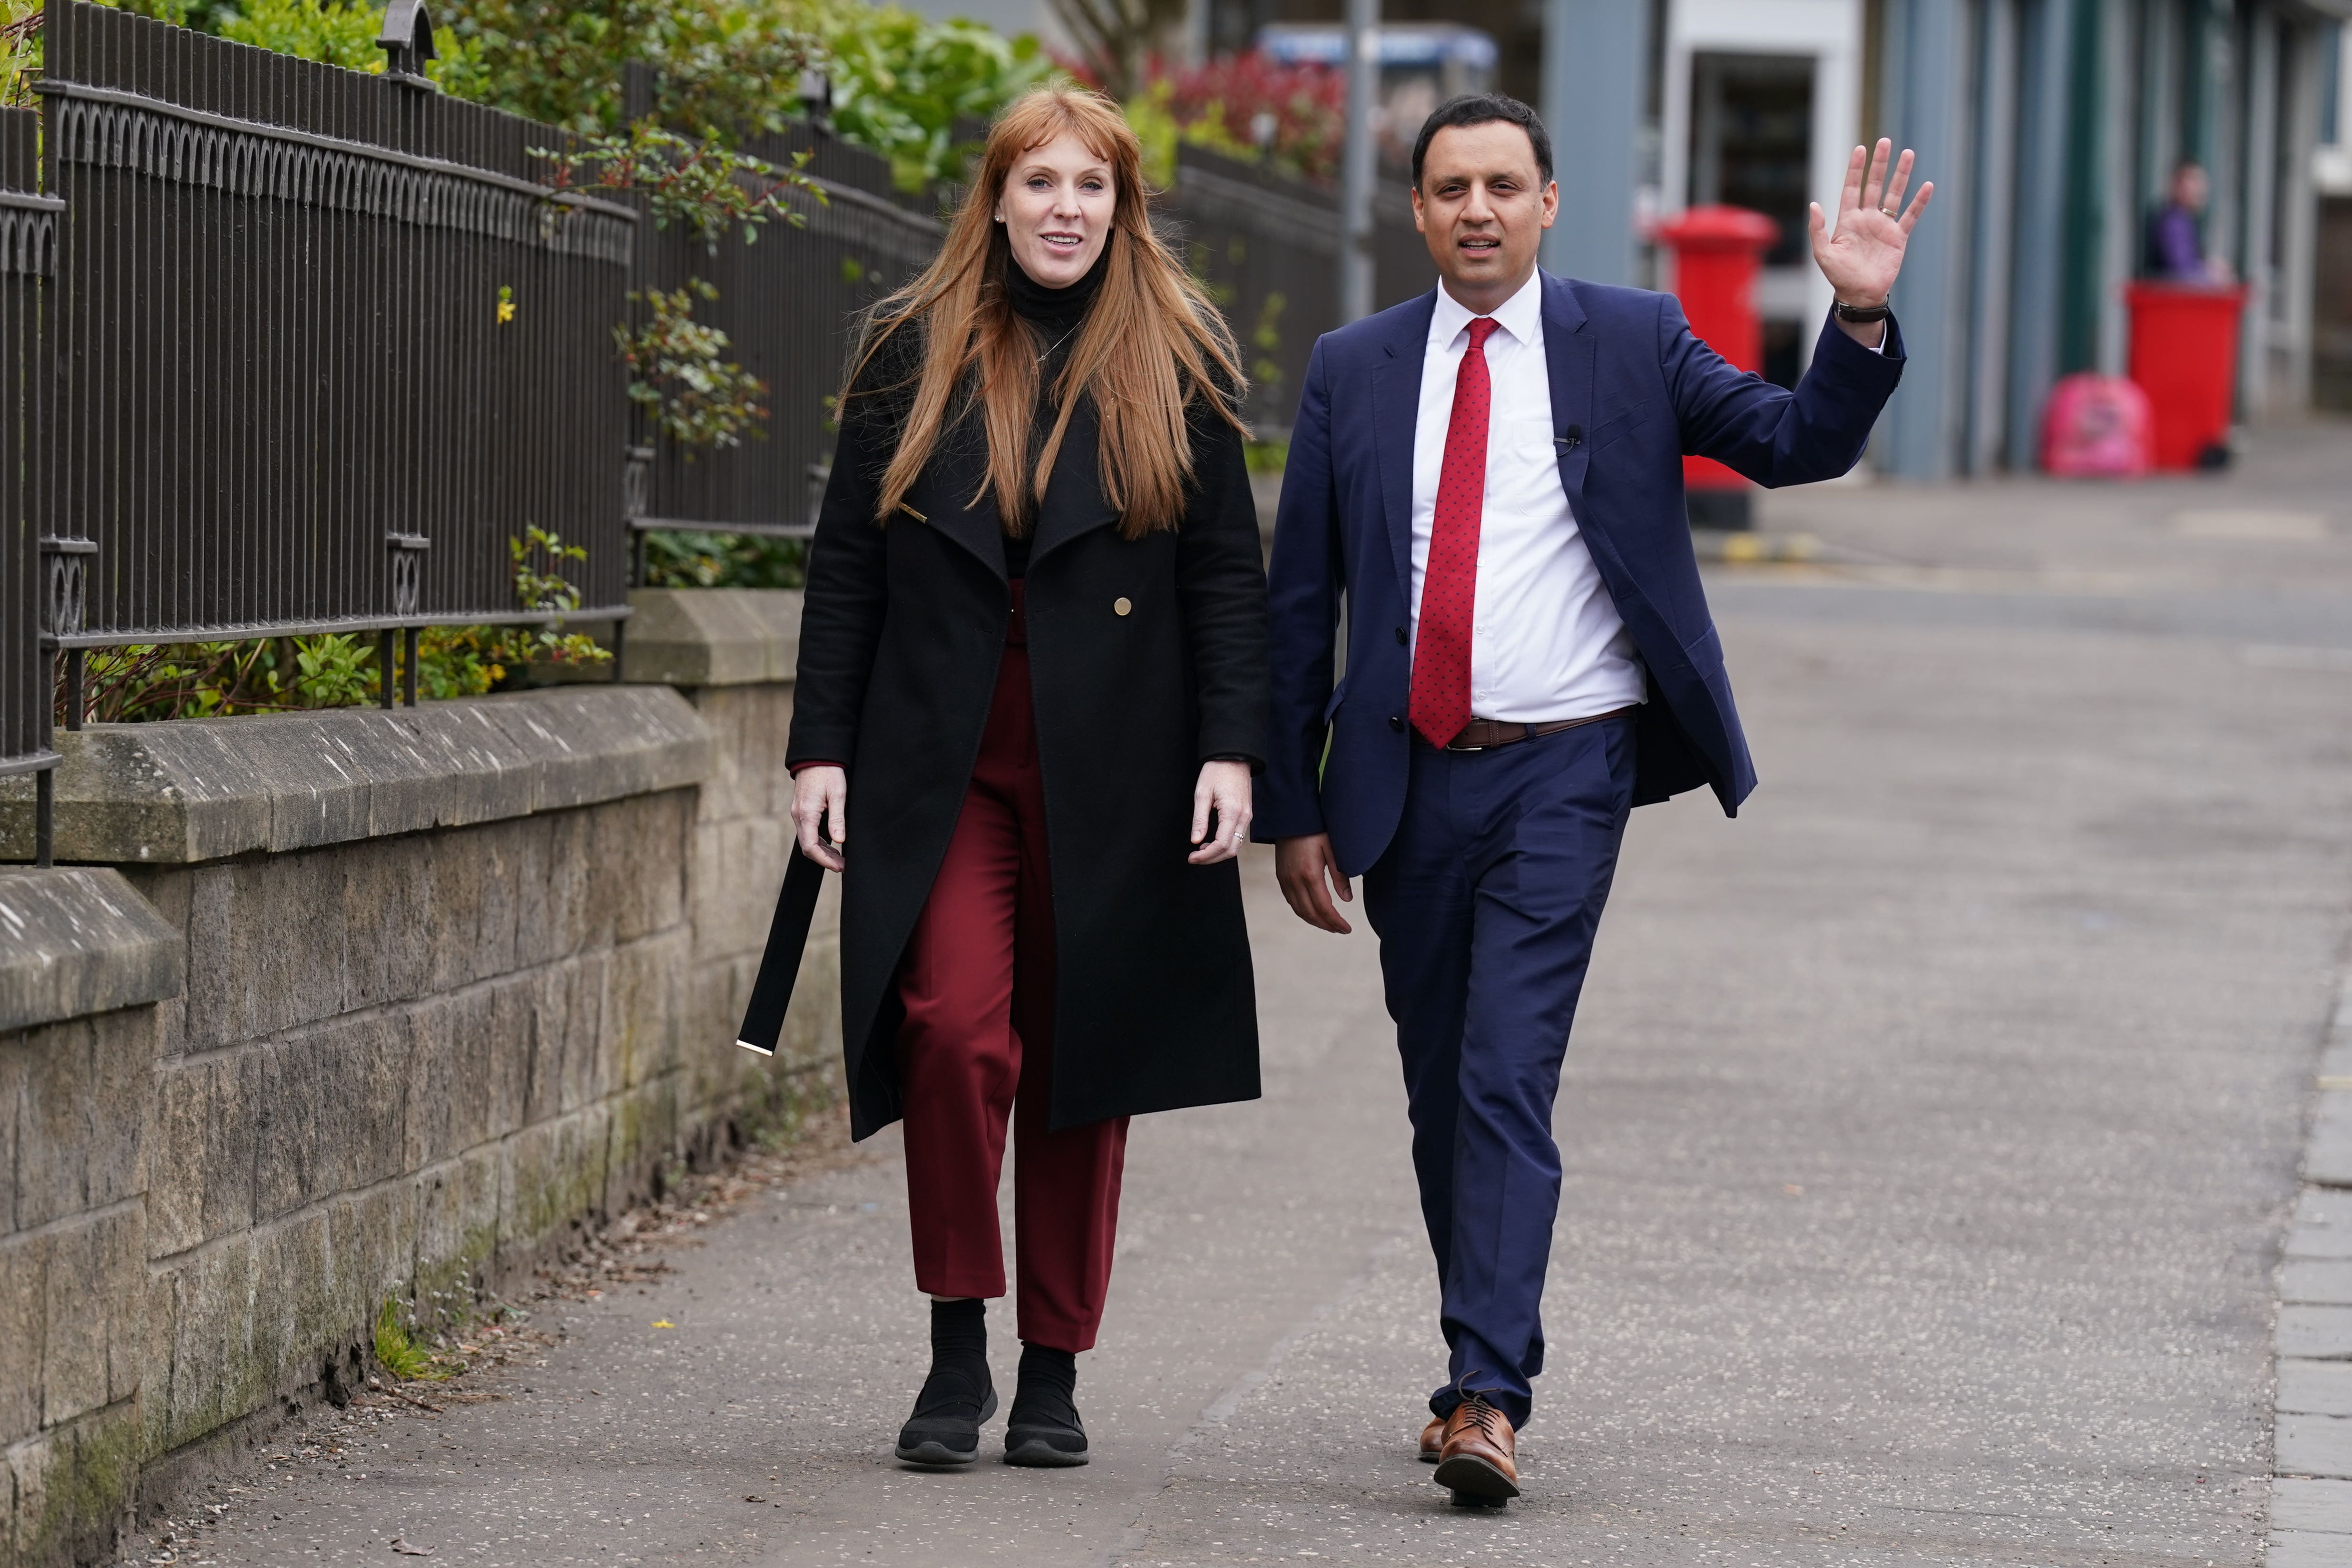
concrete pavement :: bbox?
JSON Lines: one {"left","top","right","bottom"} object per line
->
{"left": 167, "top": 425, "right": 2352, "bottom": 1566}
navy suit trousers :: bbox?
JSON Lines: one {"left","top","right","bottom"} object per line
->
{"left": 1363, "top": 714, "right": 1637, "bottom": 1427}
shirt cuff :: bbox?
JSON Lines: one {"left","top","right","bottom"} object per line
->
{"left": 788, "top": 759, "right": 843, "bottom": 776}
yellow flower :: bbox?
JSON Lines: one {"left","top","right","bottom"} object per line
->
{"left": 496, "top": 284, "right": 516, "bottom": 324}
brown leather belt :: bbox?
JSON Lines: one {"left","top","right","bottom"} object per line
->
{"left": 1444, "top": 706, "right": 1638, "bottom": 752}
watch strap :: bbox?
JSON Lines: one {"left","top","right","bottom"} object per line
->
{"left": 1833, "top": 300, "right": 1893, "bottom": 323}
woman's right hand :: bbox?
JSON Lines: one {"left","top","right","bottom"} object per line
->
{"left": 791, "top": 765, "right": 848, "bottom": 872}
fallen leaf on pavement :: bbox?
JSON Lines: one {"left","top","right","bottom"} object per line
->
{"left": 390, "top": 1537, "right": 434, "bottom": 1556}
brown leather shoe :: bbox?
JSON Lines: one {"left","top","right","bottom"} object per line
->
{"left": 1432, "top": 1392, "right": 1519, "bottom": 1501}
{"left": 1418, "top": 1415, "right": 1445, "bottom": 1463}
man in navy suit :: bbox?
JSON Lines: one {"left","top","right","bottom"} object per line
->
{"left": 1257, "top": 94, "right": 1931, "bottom": 1503}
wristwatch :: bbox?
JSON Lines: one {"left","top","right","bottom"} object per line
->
{"left": 1832, "top": 298, "right": 1893, "bottom": 323}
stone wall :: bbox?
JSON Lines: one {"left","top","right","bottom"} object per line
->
{"left": 0, "top": 870, "right": 183, "bottom": 1568}
{"left": 0, "top": 593, "right": 830, "bottom": 1567}
{"left": 626, "top": 591, "right": 840, "bottom": 1153}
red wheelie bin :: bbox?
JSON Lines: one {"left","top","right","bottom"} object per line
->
{"left": 2124, "top": 282, "right": 2248, "bottom": 471}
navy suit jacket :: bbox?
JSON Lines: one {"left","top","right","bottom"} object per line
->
{"left": 1257, "top": 269, "right": 1906, "bottom": 877}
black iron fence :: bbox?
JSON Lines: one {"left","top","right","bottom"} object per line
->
{"left": 618, "top": 123, "right": 1425, "bottom": 542}
{"left": 3, "top": 6, "right": 1415, "bottom": 867}
{"left": 1167, "top": 143, "right": 1338, "bottom": 432}
{"left": 624, "top": 123, "right": 946, "bottom": 563}
{"left": 33, "top": 0, "right": 636, "bottom": 720}
{"left": 1372, "top": 179, "right": 1438, "bottom": 318}
{"left": 1164, "top": 143, "right": 1430, "bottom": 437}
{"left": 1, "top": 107, "right": 60, "bottom": 853}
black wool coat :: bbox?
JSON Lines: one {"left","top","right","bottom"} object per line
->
{"left": 786, "top": 349, "right": 1270, "bottom": 1140}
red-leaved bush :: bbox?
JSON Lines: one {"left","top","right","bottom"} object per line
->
{"left": 1063, "top": 49, "right": 1347, "bottom": 185}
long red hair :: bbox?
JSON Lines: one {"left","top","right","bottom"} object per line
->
{"left": 846, "top": 87, "right": 1248, "bottom": 538}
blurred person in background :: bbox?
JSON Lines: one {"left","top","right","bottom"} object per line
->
{"left": 2146, "top": 159, "right": 2235, "bottom": 283}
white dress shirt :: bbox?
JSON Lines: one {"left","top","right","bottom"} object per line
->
{"left": 1409, "top": 272, "right": 1646, "bottom": 724}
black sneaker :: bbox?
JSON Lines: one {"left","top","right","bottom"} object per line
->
{"left": 1004, "top": 1343, "right": 1088, "bottom": 1467}
{"left": 895, "top": 1373, "right": 998, "bottom": 1466}
{"left": 896, "top": 1298, "right": 996, "bottom": 1466}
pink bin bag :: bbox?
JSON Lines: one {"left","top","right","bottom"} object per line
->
{"left": 2041, "top": 372, "right": 2153, "bottom": 478}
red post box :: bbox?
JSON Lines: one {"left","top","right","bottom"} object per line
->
{"left": 1657, "top": 204, "right": 1781, "bottom": 531}
{"left": 2123, "top": 282, "right": 2248, "bottom": 471}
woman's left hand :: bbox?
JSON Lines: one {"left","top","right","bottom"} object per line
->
{"left": 1188, "top": 760, "right": 1254, "bottom": 865}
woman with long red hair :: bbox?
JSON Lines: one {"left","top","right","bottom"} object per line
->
{"left": 779, "top": 86, "right": 1267, "bottom": 1469}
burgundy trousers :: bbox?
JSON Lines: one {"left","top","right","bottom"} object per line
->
{"left": 896, "top": 581, "right": 1129, "bottom": 1352}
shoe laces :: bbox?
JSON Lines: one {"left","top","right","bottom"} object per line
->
{"left": 1454, "top": 1392, "right": 1500, "bottom": 1438}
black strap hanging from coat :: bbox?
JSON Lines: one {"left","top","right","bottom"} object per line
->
{"left": 737, "top": 851, "right": 828, "bottom": 1056}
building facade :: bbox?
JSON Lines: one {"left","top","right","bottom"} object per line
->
{"left": 1545, "top": 0, "right": 2345, "bottom": 477}
{"left": 2305, "top": 16, "right": 2350, "bottom": 405}
{"left": 961, "top": 0, "right": 2346, "bottom": 475}
{"left": 1867, "top": 0, "right": 2346, "bottom": 479}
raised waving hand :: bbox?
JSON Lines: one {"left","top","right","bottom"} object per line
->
{"left": 1808, "top": 138, "right": 1934, "bottom": 309}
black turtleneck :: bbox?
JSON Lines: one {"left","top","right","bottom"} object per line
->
{"left": 1004, "top": 239, "right": 1110, "bottom": 348}
{"left": 1000, "top": 242, "right": 1110, "bottom": 578}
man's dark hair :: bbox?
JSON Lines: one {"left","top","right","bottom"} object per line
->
{"left": 1410, "top": 93, "right": 1554, "bottom": 191}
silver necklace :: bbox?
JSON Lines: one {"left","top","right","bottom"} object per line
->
{"left": 1035, "top": 321, "right": 1082, "bottom": 366}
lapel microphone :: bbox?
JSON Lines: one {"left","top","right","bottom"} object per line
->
{"left": 1556, "top": 425, "right": 1584, "bottom": 451}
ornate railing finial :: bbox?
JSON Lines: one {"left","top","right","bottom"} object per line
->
{"left": 377, "top": 1, "right": 437, "bottom": 86}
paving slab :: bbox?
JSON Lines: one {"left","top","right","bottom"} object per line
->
{"left": 2306, "top": 1093, "right": 2352, "bottom": 1188}
{"left": 2281, "top": 1362, "right": 2352, "bottom": 1418}
{"left": 2272, "top": 1478, "right": 2352, "bottom": 1533}
{"left": 2281, "top": 1416, "right": 2352, "bottom": 1481}
{"left": 2286, "top": 1261, "right": 2352, "bottom": 1305}
{"left": 2266, "top": 1532, "right": 2352, "bottom": 1567}
{"left": 2283, "top": 1308, "right": 2352, "bottom": 1362}
{"left": 2292, "top": 1194, "right": 2352, "bottom": 1260}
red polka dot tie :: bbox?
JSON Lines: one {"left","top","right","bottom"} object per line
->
{"left": 1410, "top": 315, "right": 1499, "bottom": 750}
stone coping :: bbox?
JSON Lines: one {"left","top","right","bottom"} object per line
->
{"left": 0, "top": 685, "right": 711, "bottom": 866}
{"left": 0, "top": 867, "right": 183, "bottom": 1032}
{"left": 620, "top": 588, "right": 802, "bottom": 688}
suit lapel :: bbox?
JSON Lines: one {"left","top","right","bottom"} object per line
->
{"left": 1029, "top": 396, "right": 1121, "bottom": 565}
{"left": 1370, "top": 288, "right": 1438, "bottom": 600}
{"left": 1541, "top": 272, "right": 1615, "bottom": 571}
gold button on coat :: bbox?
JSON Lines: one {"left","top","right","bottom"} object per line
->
{"left": 1113, "top": 597, "right": 1133, "bottom": 617}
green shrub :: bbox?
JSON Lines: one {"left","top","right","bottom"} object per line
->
{"left": 437, "top": 0, "right": 812, "bottom": 139}
{"left": 214, "top": 0, "right": 387, "bottom": 67}
{"left": 806, "top": 2, "right": 1052, "bottom": 188}
{"left": 617, "top": 279, "right": 770, "bottom": 449}
{"left": 60, "top": 530, "right": 610, "bottom": 725}
{"left": 640, "top": 529, "right": 804, "bottom": 588}
{"left": 94, "top": 0, "right": 1054, "bottom": 187}
{"left": 0, "top": 0, "right": 39, "bottom": 107}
